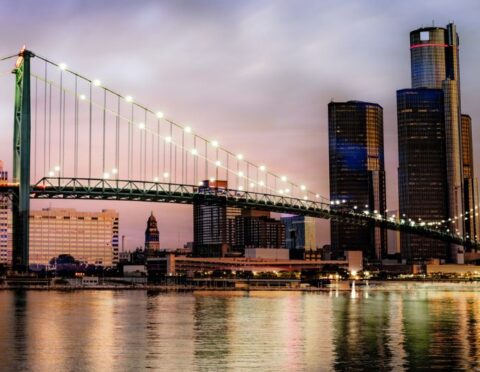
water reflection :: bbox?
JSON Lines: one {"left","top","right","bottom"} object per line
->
{"left": 0, "top": 285, "right": 479, "bottom": 371}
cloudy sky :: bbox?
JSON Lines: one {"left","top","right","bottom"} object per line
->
{"left": 1, "top": 0, "right": 479, "bottom": 249}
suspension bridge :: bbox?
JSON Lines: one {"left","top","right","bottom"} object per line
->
{"left": 0, "top": 48, "right": 478, "bottom": 269}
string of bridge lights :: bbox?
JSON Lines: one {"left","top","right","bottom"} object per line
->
{"left": 34, "top": 58, "right": 324, "bottom": 203}
{"left": 330, "top": 198, "right": 479, "bottom": 239}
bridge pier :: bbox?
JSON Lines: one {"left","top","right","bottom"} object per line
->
{"left": 12, "top": 48, "right": 33, "bottom": 271}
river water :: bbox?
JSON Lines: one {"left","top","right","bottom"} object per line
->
{"left": 0, "top": 283, "right": 479, "bottom": 371}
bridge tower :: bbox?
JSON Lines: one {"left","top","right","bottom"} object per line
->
{"left": 12, "top": 48, "right": 33, "bottom": 270}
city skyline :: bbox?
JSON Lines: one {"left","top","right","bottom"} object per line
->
{"left": 1, "top": 1, "right": 480, "bottom": 249}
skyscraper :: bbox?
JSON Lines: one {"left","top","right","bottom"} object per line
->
{"left": 461, "top": 115, "right": 479, "bottom": 243}
{"left": 328, "top": 101, "right": 387, "bottom": 260}
{"left": 145, "top": 212, "right": 160, "bottom": 256}
{"left": 398, "top": 23, "right": 473, "bottom": 262}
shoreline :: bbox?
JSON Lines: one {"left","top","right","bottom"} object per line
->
{"left": 2, "top": 279, "right": 480, "bottom": 292}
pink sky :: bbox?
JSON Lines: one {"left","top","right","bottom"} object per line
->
{"left": 1, "top": 0, "right": 480, "bottom": 250}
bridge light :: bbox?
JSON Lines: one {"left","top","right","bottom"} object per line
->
{"left": 374, "top": 210, "right": 378, "bottom": 214}
{"left": 300, "top": 185, "right": 306, "bottom": 191}
{"left": 59, "top": 63, "right": 67, "bottom": 70}
{"left": 79, "top": 94, "right": 86, "bottom": 100}
{"left": 303, "top": 196, "right": 308, "bottom": 200}
{"left": 165, "top": 136, "right": 172, "bottom": 143}
{"left": 153, "top": 177, "right": 159, "bottom": 182}
{"left": 259, "top": 181, "right": 265, "bottom": 186}
{"left": 198, "top": 181, "right": 203, "bottom": 186}
{"left": 215, "top": 160, "right": 221, "bottom": 167}
{"left": 211, "top": 140, "right": 219, "bottom": 148}
{"left": 365, "top": 204, "right": 369, "bottom": 209}
{"left": 209, "top": 177, "right": 216, "bottom": 182}
{"left": 238, "top": 185, "right": 244, "bottom": 191}
{"left": 285, "top": 188, "right": 290, "bottom": 194}
{"left": 125, "top": 95, "right": 133, "bottom": 102}
{"left": 364, "top": 210, "right": 369, "bottom": 215}
{"left": 103, "top": 172, "right": 110, "bottom": 179}
{"left": 259, "top": 165, "right": 266, "bottom": 172}
{"left": 184, "top": 126, "right": 192, "bottom": 133}
{"left": 54, "top": 165, "right": 60, "bottom": 172}
{"left": 278, "top": 189, "right": 284, "bottom": 194}
{"left": 238, "top": 171, "right": 244, "bottom": 178}
{"left": 353, "top": 205, "right": 358, "bottom": 209}
{"left": 48, "top": 171, "right": 55, "bottom": 177}
{"left": 236, "top": 154, "right": 243, "bottom": 160}
{"left": 156, "top": 111, "right": 164, "bottom": 119}
{"left": 330, "top": 201, "right": 334, "bottom": 205}
{"left": 249, "top": 182, "right": 255, "bottom": 188}
{"left": 191, "top": 148, "right": 198, "bottom": 156}
{"left": 138, "top": 122, "right": 145, "bottom": 130}
{"left": 342, "top": 199, "right": 346, "bottom": 203}
{"left": 281, "top": 176, "right": 287, "bottom": 182}
{"left": 163, "top": 172, "right": 169, "bottom": 179}
{"left": 111, "top": 168, "right": 118, "bottom": 174}
{"left": 335, "top": 200, "right": 340, "bottom": 205}
{"left": 93, "top": 79, "right": 101, "bottom": 87}
{"left": 315, "top": 194, "right": 320, "bottom": 199}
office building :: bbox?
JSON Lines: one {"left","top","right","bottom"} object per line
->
{"left": 0, "top": 161, "right": 12, "bottom": 266}
{"left": 461, "top": 115, "right": 479, "bottom": 243}
{"left": 144, "top": 212, "right": 160, "bottom": 256}
{"left": 328, "top": 101, "right": 387, "bottom": 260}
{"left": 235, "top": 211, "right": 285, "bottom": 249}
{"left": 398, "top": 23, "right": 473, "bottom": 261}
{"left": 397, "top": 88, "right": 450, "bottom": 260}
{"left": 281, "top": 215, "right": 316, "bottom": 251}
{"left": 29, "top": 208, "right": 119, "bottom": 266}
{"left": 193, "top": 180, "right": 241, "bottom": 257}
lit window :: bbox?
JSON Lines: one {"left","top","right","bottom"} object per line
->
{"left": 420, "top": 31, "right": 429, "bottom": 41}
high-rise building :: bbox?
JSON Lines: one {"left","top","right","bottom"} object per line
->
{"left": 29, "top": 208, "right": 119, "bottom": 266}
{"left": 398, "top": 23, "right": 472, "bottom": 262}
{"left": 461, "top": 114, "right": 479, "bottom": 243}
{"left": 281, "top": 215, "right": 316, "bottom": 251}
{"left": 145, "top": 211, "right": 160, "bottom": 256}
{"left": 193, "top": 180, "right": 241, "bottom": 257}
{"left": 0, "top": 161, "right": 12, "bottom": 266}
{"left": 235, "top": 211, "right": 285, "bottom": 249}
{"left": 328, "top": 101, "right": 387, "bottom": 260}
{"left": 397, "top": 88, "right": 449, "bottom": 260}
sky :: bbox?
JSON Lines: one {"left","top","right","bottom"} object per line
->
{"left": 1, "top": 0, "right": 480, "bottom": 250}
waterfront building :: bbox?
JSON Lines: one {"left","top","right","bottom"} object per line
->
{"left": 281, "top": 215, "right": 316, "bottom": 251}
{"left": 398, "top": 23, "right": 473, "bottom": 261}
{"left": 29, "top": 208, "right": 119, "bottom": 266}
{"left": 0, "top": 161, "right": 12, "bottom": 266}
{"left": 193, "top": 180, "right": 241, "bottom": 257}
{"left": 328, "top": 100, "right": 387, "bottom": 260}
{"left": 144, "top": 212, "right": 160, "bottom": 256}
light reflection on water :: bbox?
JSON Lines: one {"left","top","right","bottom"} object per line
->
{"left": 0, "top": 285, "right": 479, "bottom": 371}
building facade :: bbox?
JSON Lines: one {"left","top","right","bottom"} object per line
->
{"left": 235, "top": 213, "right": 285, "bottom": 249}
{"left": 398, "top": 23, "right": 473, "bottom": 261}
{"left": 281, "top": 215, "right": 316, "bottom": 251}
{"left": 193, "top": 180, "right": 241, "bottom": 257}
{"left": 461, "top": 114, "right": 479, "bottom": 243}
{"left": 144, "top": 212, "right": 160, "bottom": 256}
{"left": 328, "top": 101, "right": 387, "bottom": 260}
{"left": 0, "top": 161, "right": 12, "bottom": 266}
{"left": 29, "top": 208, "right": 119, "bottom": 266}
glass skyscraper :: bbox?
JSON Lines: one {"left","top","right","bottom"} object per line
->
{"left": 328, "top": 101, "right": 387, "bottom": 260}
{"left": 398, "top": 22, "right": 477, "bottom": 261}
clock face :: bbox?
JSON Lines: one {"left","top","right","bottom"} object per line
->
{"left": 420, "top": 31, "right": 429, "bottom": 41}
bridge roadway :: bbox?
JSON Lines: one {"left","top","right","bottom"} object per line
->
{"left": 0, "top": 176, "right": 478, "bottom": 249}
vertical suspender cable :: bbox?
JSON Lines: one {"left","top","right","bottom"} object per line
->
{"left": 144, "top": 109, "right": 147, "bottom": 180}
{"left": 48, "top": 84, "right": 52, "bottom": 173}
{"left": 74, "top": 76, "right": 78, "bottom": 177}
{"left": 88, "top": 83, "right": 92, "bottom": 179}
{"left": 33, "top": 76, "right": 38, "bottom": 181}
{"left": 116, "top": 96, "right": 120, "bottom": 176}
{"left": 102, "top": 88, "right": 106, "bottom": 175}
{"left": 61, "top": 90, "right": 66, "bottom": 177}
{"left": 157, "top": 118, "right": 160, "bottom": 180}
{"left": 43, "top": 62, "right": 47, "bottom": 177}
{"left": 58, "top": 70, "right": 63, "bottom": 174}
